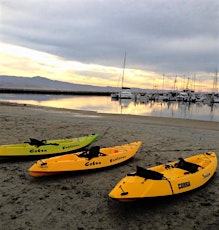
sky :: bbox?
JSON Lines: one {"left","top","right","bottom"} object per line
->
{"left": 0, "top": 0, "right": 218, "bottom": 92}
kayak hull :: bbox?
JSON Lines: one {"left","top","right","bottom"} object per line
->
{"left": 109, "top": 152, "right": 217, "bottom": 201}
{"left": 29, "top": 141, "right": 142, "bottom": 177}
{"left": 0, "top": 134, "right": 99, "bottom": 157}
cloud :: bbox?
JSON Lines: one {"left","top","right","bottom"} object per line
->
{"left": 0, "top": 0, "right": 218, "bottom": 86}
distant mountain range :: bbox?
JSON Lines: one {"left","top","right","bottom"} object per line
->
{"left": 0, "top": 75, "right": 147, "bottom": 92}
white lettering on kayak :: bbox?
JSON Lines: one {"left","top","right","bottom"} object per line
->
{"left": 202, "top": 173, "right": 210, "bottom": 178}
{"left": 178, "top": 181, "right": 191, "bottom": 189}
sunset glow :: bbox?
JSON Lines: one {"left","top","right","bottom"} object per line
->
{"left": 0, "top": 42, "right": 216, "bottom": 92}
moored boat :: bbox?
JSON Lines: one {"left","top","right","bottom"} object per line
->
{"left": 109, "top": 152, "right": 217, "bottom": 202}
{"left": 0, "top": 134, "right": 99, "bottom": 157}
{"left": 29, "top": 141, "right": 142, "bottom": 177}
{"left": 119, "top": 87, "right": 133, "bottom": 99}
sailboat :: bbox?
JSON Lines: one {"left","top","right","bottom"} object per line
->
{"left": 211, "top": 70, "right": 219, "bottom": 103}
{"left": 119, "top": 53, "right": 133, "bottom": 99}
{"left": 111, "top": 53, "right": 133, "bottom": 100}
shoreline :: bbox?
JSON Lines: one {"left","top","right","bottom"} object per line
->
{"left": 0, "top": 96, "right": 219, "bottom": 122}
{"left": 0, "top": 102, "right": 218, "bottom": 229}
{"left": 0, "top": 88, "right": 112, "bottom": 96}
{"left": 1, "top": 101, "right": 219, "bottom": 131}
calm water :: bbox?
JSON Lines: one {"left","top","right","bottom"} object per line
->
{"left": 0, "top": 94, "right": 219, "bottom": 122}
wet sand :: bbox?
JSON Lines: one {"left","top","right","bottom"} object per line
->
{"left": 0, "top": 102, "right": 219, "bottom": 230}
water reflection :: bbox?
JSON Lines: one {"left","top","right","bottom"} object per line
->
{"left": 130, "top": 101, "right": 219, "bottom": 121}
{"left": 0, "top": 94, "right": 218, "bottom": 122}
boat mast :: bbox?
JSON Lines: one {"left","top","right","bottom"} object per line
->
{"left": 173, "top": 75, "right": 177, "bottom": 91}
{"left": 193, "top": 74, "right": 196, "bottom": 92}
{"left": 186, "top": 77, "right": 190, "bottom": 90}
{"left": 213, "top": 69, "right": 218, "bottom": 94}
{"left": 121, "top": 52, "right": 126, "bottom": 89}
{"left": 162, "top": 74, "right": 165, "bottom": 93}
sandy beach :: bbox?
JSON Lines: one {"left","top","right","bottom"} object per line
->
{"left": 0, "top": 102, "right": 218, "bottom": 230}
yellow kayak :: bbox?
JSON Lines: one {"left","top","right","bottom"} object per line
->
{"left": 29, "top": 141, "right": 142, "bottom": 177}
{"left": 0, "top": 134, "right": 99, "bottom": 157}
{"left": 109, "top": 152, "right": 217, "bottom": 202}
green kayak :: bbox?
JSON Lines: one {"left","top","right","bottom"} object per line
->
{"left": 0, "top": 133, "right": 99, "bottom": 157}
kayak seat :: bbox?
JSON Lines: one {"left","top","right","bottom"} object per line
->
{"left": 25, "top": 138, "right": 46, "bottom": 147}
{"left": 175, "top": 158, "right": 200, "bottom": 173}
{"left": 88, "top": 146, "right": 101, "bottom": 159}
{"left": 25, "top": 138, "right": 59, "bottom": 147}
{"left": 79, "top": 146, "right": 106, "bottom": 159}
{"left": 128, "top": 166, "right": 164, "bottom": 180}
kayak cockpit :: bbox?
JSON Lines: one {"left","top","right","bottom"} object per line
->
{"left": 78, "top": 146, "right": 106, "bottom": 160}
